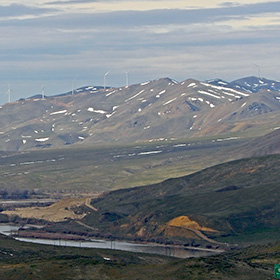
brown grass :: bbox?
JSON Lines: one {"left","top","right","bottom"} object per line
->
{"left": 3, "top": 197, "right": 96, "bottom": 222}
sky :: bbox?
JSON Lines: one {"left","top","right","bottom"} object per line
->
{"left": 1, "top": 0, "right": 280, "bottom": 104}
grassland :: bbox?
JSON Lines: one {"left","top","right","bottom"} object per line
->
{"left": 0, "top": 136, "right": 249, "bottom": 195}
{"left": 2, "top": 153, "right": 279, "bottom": 248}
{"left": 60, "top": 154, "right": 280, "bottom": 246}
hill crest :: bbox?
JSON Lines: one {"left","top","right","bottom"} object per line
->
{"left": 0, "top": 76, "right": 280, "bottom": 151}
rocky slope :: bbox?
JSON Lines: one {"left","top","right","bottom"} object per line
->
{"left": 1, "top": 76, "right": 280, "bottom": 151}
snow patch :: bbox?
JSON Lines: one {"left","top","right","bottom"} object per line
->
{"left": 50, "top": 110, "right": 67, "bottom": 115}
{"left": 163, "top": 97, "right": 177, "bottom": 106}
{"left": 106, "top": 112, "right": 115, "bottom": 118}
{"left": 202, "top": 83, "right": 250, "bottom": 97}
{"left": 173, "top": 144, "right": 187, "bottom": 147}
{"left": 35, "top": 137, "right": 49, "bottom": 142}
{"left": 141, "top": 81, "right": 150, "bottom": 86}
{"left": 216, "top": 137, "right": 239, "bottom": 142}
{"left": 198, "top": 90, "right": 221, "bottom": 99}
{"left": 156, "top": 90, "right": 166, "bottom": 98}
{"left": 87, "top": 108, "right": 106, "bottom": 114}
{"left": 106, "top": 90, "right": 116, "bottom": 97}
{"left": 138, "top": 150, "right": 162, "bottom": 155}
{"left": 187, "top": 83, "right": 196, "bottom": 87}
{"left": 125, "top": 90, "right": 145, "bottom": 102}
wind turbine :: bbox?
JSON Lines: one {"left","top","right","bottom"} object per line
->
{"left": 72, "top": 79, "right": 75, "bottom": 95}
{"left": 253, "top": 64, "right": 262, "bottom": 78}
{"left": 41, "top": 85, "right": 45, "bottom": 99}
{"left": 5, "top": 84, "right": 11, "bottom": 103}
{"left": 104, "top": 70, "right": 110, "bottom": 90}
{"left": 124, "top": 71, "right": 130, "bottom": 87}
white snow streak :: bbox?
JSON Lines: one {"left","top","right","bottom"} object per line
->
{"left": 50, "top": 110, "right": 67, "bottom": 115}
{"left": 156, "top": 90, "right": 166, "bottom": 98}
{"left": 87, "top": 108, "right": 106, "bottom": 114}
{"left": 138, "top": 150, "right": 162, "bottom": 155}
{"left": 198, "top": 90, "right": 221, "bottom": 99}
{"left": 141, "top": 81, "right": 151, "bottom": 86}
{"left": 163, "top": 97, "right": 177, "bottom": 106}
{"left": 125, "top": 90, "right": 145, "bottom": 102}
{"left": 187, "top": 83, "right": 196, "bottom": 87}
{"left": 35, "top": 137, "right": 49, "bottom": 142}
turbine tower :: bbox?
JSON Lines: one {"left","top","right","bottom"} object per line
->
{"left": 72, "top": 80, "right": 75, "bottom": 95}
{"left": 253, "top": 64, "right": 261, "bottom": 78}
{"left": 104, "top": 70, "right": 110, "bottom": 90}
{"left": 41, "top": 85, "right": 45, "bottom": 99}
{"left": 124, "top": 71, "right": 129, "bottom": 87}
{"left": 5, "top": 84, "right": 11, "bottom": 103}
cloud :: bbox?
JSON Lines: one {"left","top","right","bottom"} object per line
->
{"left": 2, "top": 2, "right": 280, "bottom": 29}
{"left": 0, "top": 1, "right": 280, "bottom": 104}
{"left": 47, "top": 0, "right": 103, "bottom": 3}
{"left": 0, "top": 3, "right": 57, "bottom": 17}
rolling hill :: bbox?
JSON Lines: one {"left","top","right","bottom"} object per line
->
{"left": 0, "top": 76, "right": 280, "bottom": 151}
{"left": 37, "top": 153, "right": 280, "bottom": 246}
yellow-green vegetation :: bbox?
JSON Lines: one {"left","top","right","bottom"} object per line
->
{"left": 0, "top": 136, "right": 249, "bottom": 194}
{"left": 2, "top": 197, "right": 96, "bottom": 222}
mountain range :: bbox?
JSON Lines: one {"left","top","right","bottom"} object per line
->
{"left": 1, "top": 76, "right": 280, "bottom": 151}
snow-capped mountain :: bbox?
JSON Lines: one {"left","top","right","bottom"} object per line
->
{"left": 208, "top": 76, "right": 280, "bottom": 93}
{"left": 0, "top": 76, "right": 280, "bottom": 151}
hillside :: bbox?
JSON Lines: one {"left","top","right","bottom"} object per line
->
{"left": 238, "top": 128, "right": 280, "bottom": 157}
{"left": 0, "top": 125, "right": 279, "bottom": 195}
{"left": 51, "top": 154, "right": 280, "bottom": 245}
{"left": 0, "top": 76, "right": 280, "bottom": 151}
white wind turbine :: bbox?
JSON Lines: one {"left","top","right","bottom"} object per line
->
{"left": 5, "top": 83, "right": 12, "bottom": 103}
{"left": 41, "top": 85, "right": 45, "bottom": 99}
{"left": 72, "top": 79, "right": 75, "bottom": 95}
{"left": 124, "top": 71, "right": 130, "bottom": 87}
{"left": 253, "top": 64, "right": 262, "bottom": 78}
{"left": 104, "top": 70, "right": 110, "bottom": 90}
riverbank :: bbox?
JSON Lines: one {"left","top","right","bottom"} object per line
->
{"left": 0, "top": 223, "right": 224, "bottom": 259}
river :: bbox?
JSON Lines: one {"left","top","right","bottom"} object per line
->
{"left": 0, "top": 224, "right": 223, "bottom": 259}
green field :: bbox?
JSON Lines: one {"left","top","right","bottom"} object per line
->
{"left": 0, "top": 136, "right": 248, "bottom": 195}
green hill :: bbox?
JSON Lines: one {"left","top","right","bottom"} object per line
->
{"left": 65, "top": 154, "right": 280, "bottom": 245}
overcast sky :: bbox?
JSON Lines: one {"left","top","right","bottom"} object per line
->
{"left": 1, "top": 0, "right": 280, "bottom": 104}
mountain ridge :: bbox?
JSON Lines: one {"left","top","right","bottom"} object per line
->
{"left": 1, "top": 76, "right": 280, "bottom": 151}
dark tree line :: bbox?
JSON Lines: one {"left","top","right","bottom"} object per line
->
{"left": 0, "top": 189, "right": 32, "bottom": 199}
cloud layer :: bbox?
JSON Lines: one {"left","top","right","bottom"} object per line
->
{"left": 0, "top": 1, "right": 280, "bottom": 104}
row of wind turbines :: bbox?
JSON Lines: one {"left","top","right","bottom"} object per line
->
{"left": 104, "top": 70, "right": 130, "bottom": 89}
{"left": 4, "top": 71, "right": 130, "bottom": 104}
{"left": 4, "top": 84, "right": 46, "bottom": 104}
